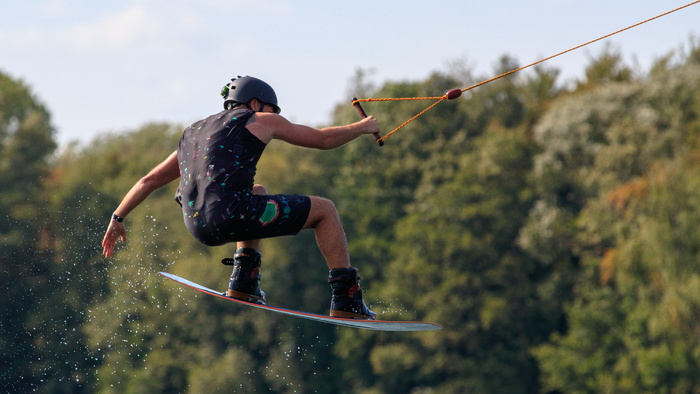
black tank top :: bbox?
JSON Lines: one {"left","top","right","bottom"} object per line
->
{"left": 175, "top": 108, "right": 266, "bottom": 218}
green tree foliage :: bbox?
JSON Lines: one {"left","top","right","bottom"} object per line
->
{"left": 6, "top": 39, "right": 700, "bottom": 393}
{"left": 0, "top": 71, "right": 84, "bottom": 392}
{"left": 531, "top": 60, "right": 700, "bottom": 392}
{"left": 576, "top": 44, "right": 636, "bottom": 90}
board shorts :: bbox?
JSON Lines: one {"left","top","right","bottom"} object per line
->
{"left": 184, "top": 193, "right": 311, "bottom": 247}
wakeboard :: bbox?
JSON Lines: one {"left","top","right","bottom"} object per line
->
{"left": 159, "top": 271, "right": 442, "bottom": 331}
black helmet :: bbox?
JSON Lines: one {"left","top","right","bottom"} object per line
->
{"left": 221, "top": 76, "right": 280, "bottom": 113}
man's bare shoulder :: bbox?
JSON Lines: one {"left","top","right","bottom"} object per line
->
{"left": 247, "top": 113, "right": 292, "bottom": 143}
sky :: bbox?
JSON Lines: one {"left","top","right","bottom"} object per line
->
{"left": 1, "top": 0, "right": 698, "bottom": 147}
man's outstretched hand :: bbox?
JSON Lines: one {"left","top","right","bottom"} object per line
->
{"left": 102, "top": 221, "right": 127, "bottom": 258}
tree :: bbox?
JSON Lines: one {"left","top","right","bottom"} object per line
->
{"left": 576, "top": 44, "right": 636, "bottom": 91}
{"left": 0, "top": 71, "right": 78, "bottom": 392}
{"left": 532, "top": 59, "right": 700, "bottom": 392}
{"left": 10, "top": 40, "right": 700, "bottom": 392}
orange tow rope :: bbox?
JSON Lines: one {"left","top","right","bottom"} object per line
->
{"left": 353, "top": 0, "right": 700, "bottom": 143}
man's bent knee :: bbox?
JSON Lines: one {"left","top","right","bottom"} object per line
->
{"left": 304, "top": 196, "right": 338, "bottom": 229}
{"left": 313, "top": 196, "right": 337, "bottom": 214}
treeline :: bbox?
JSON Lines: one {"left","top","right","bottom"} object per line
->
{"left": 2, "top": 42, "right": 700, "bottom": 393}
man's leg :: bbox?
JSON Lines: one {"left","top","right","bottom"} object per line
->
{"left": 227, "top": 184, "right": 266, "bottom": 303}
{"left": 236, "top": 184, "right": 267, "bottom": 251}
{"left": 302, "top": 196, "right": 351, "bottom": 269}
{"left": 303, "top": 196, "right": 375, "bottom": 319}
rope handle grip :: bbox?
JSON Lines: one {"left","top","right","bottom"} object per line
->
{"left": 352, "top": 97, "right": 384, "bottom": 146}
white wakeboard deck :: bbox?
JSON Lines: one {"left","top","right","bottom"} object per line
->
{"left": 159, "top": 272, "right": 442, "bottom": 332}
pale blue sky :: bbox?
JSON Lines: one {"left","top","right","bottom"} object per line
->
{"left": 1, "top": 0, "right": 698, "bottom": 147}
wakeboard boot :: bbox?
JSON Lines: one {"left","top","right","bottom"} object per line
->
{"left": 222, "top": 247, "right": 266, "bottom": 305}
{"left": 328, "top": 267, "right": 377, "bottom": 320}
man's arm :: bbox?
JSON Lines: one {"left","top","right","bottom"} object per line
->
{"left": 248, "top": 113, "right": 381, "bottom": 150}
{"left": 101, "top": 150, "right": 180, "bottom": 257}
